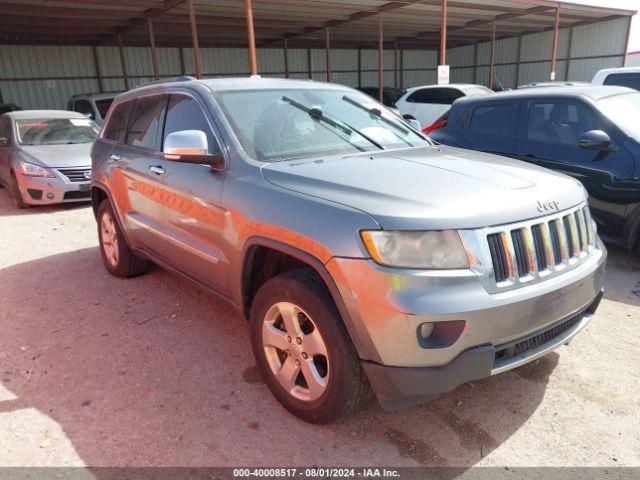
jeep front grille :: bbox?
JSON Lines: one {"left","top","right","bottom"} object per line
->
{"left": 481, "top": 203, "right": 597, "bottom": 290}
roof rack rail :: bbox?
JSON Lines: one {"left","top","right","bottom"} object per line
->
{"left": 136, "top": 76, "right": 197, "bottom": 88}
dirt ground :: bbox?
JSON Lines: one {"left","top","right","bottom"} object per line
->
{"left": 0, "top": 187, "right": 638, "bottom": 468}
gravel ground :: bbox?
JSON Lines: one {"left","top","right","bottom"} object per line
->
{"left": 0, "top": 187, "right": 638, "bottom": 468}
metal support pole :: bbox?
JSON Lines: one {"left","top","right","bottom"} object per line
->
{"left": 472, "top": 41, "right": 478, "bottom": 84}
{"left": 566, "top": 27, "right": 573, "bottom": 80}
{"left": 325, "top": 27, "right": 331, "bottom": 82}
{"left": 623, "top": 16, "right": 632, "bottom": 66}
{"left": 91, "top": 45, "right": 103, "bottom": 93}
{"left": 399, "top": 48, "right": 403, "bottom": 89}
{"left": 357, "top": 47, "right": 362, "bottom": 88}
{"left": 394, "top": 40, "right": 398, "bottom": 88}
{"left": 148, "top": 18, "right": 159, "bottom": 80}
{"left": 488, "top": 21, "right": 496, "bottom": 90}
{"left": 245, "top": 0, "right": 258, "bottom": 75}
{"left": 378, "top": 13, "right": 384, "bottom": 102}
{"left": 307, "top": 48, "right": 312, "bottom": 79}
{"left": 515, "top": 35, "right": 522, "bottom": 87}
{"left": 550, "top": 6, "right": 560, "bottom": 80}
{"left": 179, "top": 48, "right": 185, "bottom": 75}
{"left": 440, "top": 0, "right": 447, "bottom": 66}
{"left": 117, "top": 34, "right": 129, "bottom": 90}
{"left": 187, "top": 0, "right": 202, "bottom": 79}
{"left": 283, "top": 38, "right": 289, "bottom": 78}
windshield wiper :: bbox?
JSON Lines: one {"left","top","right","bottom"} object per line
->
{"left": 342, "top": 95, "right": 411, "bottom": 135}
{"left": 281, "top": 96, "right": 383, "bottom": 151}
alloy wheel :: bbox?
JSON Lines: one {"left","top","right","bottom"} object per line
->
{"left": 262, "top": 301, "right": 329, "bottom": 402}
{"left": 100, "top": 212, "right": 119, "bottom": 267}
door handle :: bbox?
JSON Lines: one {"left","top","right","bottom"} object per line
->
{"left": 149, "top": 165, "right": 165, "bottom": 175}
{"left": 110, "top": 153, "right": 121, "bottom": 161}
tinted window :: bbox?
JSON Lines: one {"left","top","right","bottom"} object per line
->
{"left": 73, "top": 99, "right": 94, "bottom": 116}
{"left": 125, "top": 95, "right": 167, "bottom": 149}
{"left": 469, "top": 103, "right": 516, "bottom": 136}
{"left": 603, "top": 73, "right": 640, "bottom": 91}
{"left": 103, "top": 101, "right": 133, "bottom": 142}
{"left": 407, "top": 88, "right": 442, "bottom": 104}
{"left": 163, "top": 95, "right": 219, "bottom": 154}
{"left": 526, "top": 101, "right": 601, "bottom": 145}
{"left": 95, "top": 99, "right": 114, "bottom": 119}
{"left": 0, "top": 117, "right": 10, "bottom": 144}
{"left": 442, "top": 88, "right": 464, "bottom": 104}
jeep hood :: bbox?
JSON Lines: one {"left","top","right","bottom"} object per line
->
{"left": 18, "top": 143, "right": 92, "bottom": 169}
{"left": 261, "top": 145, "right": 587, "bottom": 230}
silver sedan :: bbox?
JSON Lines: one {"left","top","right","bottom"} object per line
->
{"left": 0, "top": 110, "right": 98, "bottom": 208}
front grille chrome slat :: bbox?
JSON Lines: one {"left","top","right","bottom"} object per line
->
{"left": 481, "top": 202, "right": 598, "bottom": 292}
{"left": 57, "top": 168, "right": 91, "bottom": 183}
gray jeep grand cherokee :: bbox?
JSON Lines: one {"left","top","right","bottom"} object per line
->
{"left": 91, "top": 77, "right": 606, "bottom": 423}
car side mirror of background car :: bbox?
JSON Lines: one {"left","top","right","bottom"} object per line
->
{"left": 402, "top": 114, "right": 422, "bottom": 131}
{"left": 579, "top": 130, "right": 612, "bottom": 151}
{"left": 84, "top": 112, "right": 95, "bottom": 120}
{"left": 0, "top": 137, "right": 8, "bottom": 147}
{"left": 164, "top": 130, "right": 225, "bottom": 170}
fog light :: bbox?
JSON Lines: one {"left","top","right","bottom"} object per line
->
{"left": 419, "top": 322, "right": 435, "bottom": 340}
{"left": 417, "top": 320, "right": 466, "bottom": 349}
{"left": 46, "top": 192, "right": 54, "bottom": 200}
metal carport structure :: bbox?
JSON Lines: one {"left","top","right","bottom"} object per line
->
{"left": 0, "top": 0, "right": 635, "bottom": 108}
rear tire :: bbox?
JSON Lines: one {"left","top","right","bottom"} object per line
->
{"left": 249, "top": 268, "right": 372, "bottom": 423}
{"left": 10, "top": 172, "right": 27, "bottom": 209}
{"left": 97, "top": 199, "right": 149, "bottom": 278}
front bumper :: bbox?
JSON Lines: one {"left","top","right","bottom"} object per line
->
{"left": 16, "top": 170, "right": 91, "bottom": 205}
{"left": 363, "top": 291, "right": 602, "bottom": 410}
{"left": 326, "top": 239, "right": 606, "bottom": 408}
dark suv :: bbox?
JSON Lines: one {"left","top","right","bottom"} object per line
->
{"left": 430, "top": 86, "right": 640, "bottom": 252}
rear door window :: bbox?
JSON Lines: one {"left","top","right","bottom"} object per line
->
{"left": 125, "top": 95, "right": 167, "bottom": 150}
{"left": 603, "top": 73, "right": 640, "bottom": 91}
{"left": 406, "top": 88, "right": 442, "bottom": 104}
{"left": 464, "top": 102, "right": 518, "bottom": 154}
{"left": 103, "top": 100, "right": 133, "bottom": 143}
{"left": 441, "top": 88, "right": 464, "bottom": 105}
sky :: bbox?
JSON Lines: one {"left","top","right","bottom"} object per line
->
{"left": 562, "top": 0, "right": 639, "bottom": 52}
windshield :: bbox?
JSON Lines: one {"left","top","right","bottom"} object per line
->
{"left": 215, "top": 88, "right": 429, "bottom": 162}
{"left": 597, "top": 92, "right": 640, "bottom": 142}
{"left": 16, "top": 118, "right": 98, "bottom": 145}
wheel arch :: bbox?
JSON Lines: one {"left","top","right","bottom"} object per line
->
{"left": 240, "top": 237, "right": 370, "bottom": 360}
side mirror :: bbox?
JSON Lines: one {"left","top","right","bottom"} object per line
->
{"left": 579, "top": 130, "right": 611, "bottom": 150}
{"left": 0, "top": 137, "right": 8, "bottom": 147}
{"left": 84, "top": 112, "right": 95, "bottom": 120}
{"left": 402, "top": 114, "right": 421, "bottom": 131}
{"left": 164, "top": 130, "right": 224, "bottom": 169}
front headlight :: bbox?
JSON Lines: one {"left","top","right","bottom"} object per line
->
{"left": 19, "top": 161, "right": 55, "bottom": 178}
{"left": 360, "top": 230, "right": 470, "bottom": 269}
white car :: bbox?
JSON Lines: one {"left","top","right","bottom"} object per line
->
{"left": 395, "top": 84, "right": 493, "bottom": 128}
{"left": 592, "top": 67, "right": 640, "bottom": 91}
{"left": 67, "top": 92, "right": 118, "bottom": 125}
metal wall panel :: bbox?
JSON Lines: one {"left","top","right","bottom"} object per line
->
{"left": 570, "top": 17, "right": 628, "bottom": 58}
{"left": 0, "top": 13, "right": 630, "bottom": 110}
{"left": 568, "top": 56, "right": 624, "bottom": 81}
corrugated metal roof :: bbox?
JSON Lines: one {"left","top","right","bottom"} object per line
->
{"left": 0, "top": 0, "right": 634, "bottom": 50}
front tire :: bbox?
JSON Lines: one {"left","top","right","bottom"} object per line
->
{"left": 97, "top": 199, "right": 149, "bottom": 278}
{"left": 249, "top": 269, "right": 371, "bottom": 423}
{"left": 10, "top": 172, "right": 27, "bottom": 209}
